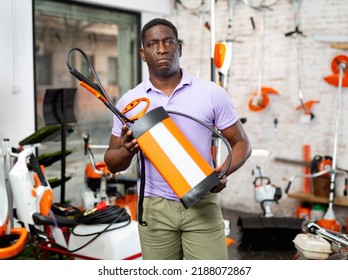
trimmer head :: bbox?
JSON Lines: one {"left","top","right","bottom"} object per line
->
{"left": 248, "top": 87, "right": 279, "bottom": 112}
{"left": 324, "top": 55, "right": 348, "bottom": 87}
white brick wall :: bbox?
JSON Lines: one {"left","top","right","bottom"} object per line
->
{"left": 167, "top": 0, "right": 348, "bottom": 222}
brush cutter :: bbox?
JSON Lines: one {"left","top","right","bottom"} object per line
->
{"left": 247, "top": 5, "right": 279, "bottom": 112}
{"left": 213, "top": 0, "right": 234, "bottom": 88}
{"left": 214, "top": 0, "right": 255, "bottom": 89}
{"left": 316, "top": 55, "right": 348, "bottom": 231}
{"left": 214, "top": 41, "right": 233, "bottom": 89}
{"left": 285, "top": 0, "right": 319, "bottom": 119}
{"left": 286, "top": 55, "right": 348, "bottom": 231}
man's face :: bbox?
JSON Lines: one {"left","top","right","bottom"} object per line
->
{"left": 140, "top": 24, "right": 182, "bottom": 78}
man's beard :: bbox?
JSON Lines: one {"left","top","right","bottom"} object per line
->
{"left": 154, "top": 67, "right": 177, "bottom": 77}
{"left": 153, "top": 56, "right": 180, "bottom": 78}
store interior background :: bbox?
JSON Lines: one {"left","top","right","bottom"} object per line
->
{"left": 1, "top": 0, "right": 348, "bottom": 234}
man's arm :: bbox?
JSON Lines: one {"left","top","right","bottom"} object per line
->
{"left": 104, "top": 125, "right": 139, "bottom": 174}
{"left": 210, "top": 120, "right": 251, "bottom": 193}
{"left": 220, "top": 119, "right": 252, "bottom": 177}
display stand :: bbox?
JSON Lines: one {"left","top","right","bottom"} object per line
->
{"left": 43, "top": 88, "right": 77, "bottom": 203}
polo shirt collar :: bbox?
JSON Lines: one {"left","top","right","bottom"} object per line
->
{"left": 143, "top": 68, "right": 192, "bottom": 93}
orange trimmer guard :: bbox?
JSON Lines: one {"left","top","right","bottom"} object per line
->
{"left": 131, "top": 107, "right": 220, "bottom": 208}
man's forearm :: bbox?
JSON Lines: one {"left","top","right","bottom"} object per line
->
{"left": 104, "top": 147, "right": 136, "bottom": 174}
{"left": 223, "top": 141, "right": 251, "bottom": 177}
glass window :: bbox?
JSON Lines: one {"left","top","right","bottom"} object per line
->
{"left": 33, "top": 0, "right": 140, "bottom": 204}
{"left": 34, "top": 0, "right": 140, "bottom": 138}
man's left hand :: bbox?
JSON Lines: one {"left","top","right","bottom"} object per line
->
{"left": 210, "top": 166, "right": 227, "bottom": 193}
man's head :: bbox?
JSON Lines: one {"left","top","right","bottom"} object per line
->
{"left": 140, "top": 18, "right": 182, "bottom": 79}
{"left": 141, "top": 18, "right": 178, "bottom": 47}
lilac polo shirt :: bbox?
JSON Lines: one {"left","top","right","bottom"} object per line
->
{"left": 111, "top": 69, "right": 238, "bottom": 201}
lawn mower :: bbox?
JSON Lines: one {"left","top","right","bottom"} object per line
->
{"left": 5, "top": 147, "right": 141, "bottom": 260}
{"left": 82, "top": 133, "right": 138, "bottom": 221}
{"left": 0, "top": 139, "right": 28, "bottom": 259}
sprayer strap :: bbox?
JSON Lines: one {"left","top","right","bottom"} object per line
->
{"left": 138, "top": 151, "right": 147, "bottom": 226}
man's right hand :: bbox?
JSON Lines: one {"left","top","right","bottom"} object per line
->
{"left": 121, "top": 125, "right": 139, "bottom": 154}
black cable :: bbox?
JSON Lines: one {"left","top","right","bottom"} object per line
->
{"left": 67, "top": 206, "right": 131, "bottom": 253}
{"left": 137, "top": 152, "right": 147, "bottom": 226}
{"left": 75, "top": 205, "right": 130, "bottom": 225}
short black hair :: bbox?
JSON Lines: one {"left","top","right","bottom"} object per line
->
{"left": 141, "top": 18, "right": 178, "bottom": 46}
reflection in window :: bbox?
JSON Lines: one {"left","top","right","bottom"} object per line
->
{"left": 37, "top": 53, "right": 52, "bottom": 85}
{"left": 108, "top": 57, "right": 118, "bottom": 85}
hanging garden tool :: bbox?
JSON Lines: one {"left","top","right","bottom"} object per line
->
{"left": 247, "top": 4, "right": 279, "bottom": 112}
{"left": 285, "top": 0, "right": 319, "bottom": 120}
{"left": 317, "top": 55, "right": 348, "bottom": 232}
{"left": 286, "top": 55, "right": 348, "bottom": 232}
{"left": 214, "top": 0, "right": 255, "bottom": 89}
{"left": 295, "top": 100, "right": 320, "bottom": 119}
{"left": 176, "top": 0, "right": 208, "bottom": 78}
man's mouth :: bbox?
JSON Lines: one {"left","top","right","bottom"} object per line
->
{"left": 157, "top": 58, "right": 170, "bottom": 64}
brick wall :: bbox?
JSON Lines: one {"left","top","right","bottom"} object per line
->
{"left": 167, "top": 0, "right": 348, "bottom": 221}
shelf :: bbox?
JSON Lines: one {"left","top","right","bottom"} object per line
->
{"left": 331, "top": 43, "right": 348, "bottom": 50}
{"left": 288, "top": 192, "right": 348, "bottom": 207}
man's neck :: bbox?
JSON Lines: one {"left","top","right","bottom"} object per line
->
{"left": 150, "top": 69, "right": 182, "bottom": 96}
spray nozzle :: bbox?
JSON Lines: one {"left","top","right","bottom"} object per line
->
{"left": 83, "top": 201, "right": 108, "bottom": 216}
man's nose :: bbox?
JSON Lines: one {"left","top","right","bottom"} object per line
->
{"left": 157, "top": 42, "right": 168, "bottom": 54}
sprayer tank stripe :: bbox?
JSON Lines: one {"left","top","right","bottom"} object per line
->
{"left": 162, "top": 118, "right": 214, "bottom": 176}
{"left": 149, "top": 121, "right": 206, "bottom": 188}
{"left": 131, "top": 107, "right": 219, "bottom": 208}
{"left": 137, "top": 130, "right": 192, "bottom": 198}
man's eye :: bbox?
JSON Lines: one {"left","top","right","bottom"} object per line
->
{"left": 165, "top": 40, "right": 175, "bottom": 46}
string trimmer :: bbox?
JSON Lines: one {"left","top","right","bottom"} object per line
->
{"left": 317, "top": 55, "right": 348, "bottom": 231}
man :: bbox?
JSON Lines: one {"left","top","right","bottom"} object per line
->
{"left": 104, "top": 18, "right": 251, "bottom": 260}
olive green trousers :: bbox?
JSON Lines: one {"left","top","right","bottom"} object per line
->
{"left": 138, "top": 193, "right": 228, "bottom": 260}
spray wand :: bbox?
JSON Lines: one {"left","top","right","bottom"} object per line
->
{"left": 66, "top": 47, "right": 134, "bottom": 128}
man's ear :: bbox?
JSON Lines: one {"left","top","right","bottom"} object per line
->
{"left": 139, "top": 48, "right": 145, "bottom": 62}
{"left": 178, "top": 43, "right": 182, "bottom": 57}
